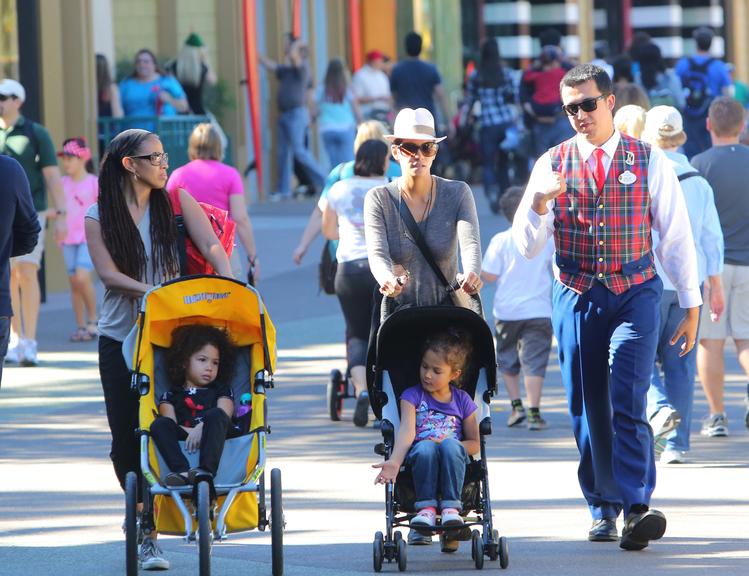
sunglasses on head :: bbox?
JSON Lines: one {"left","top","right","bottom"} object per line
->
{"left": 130, "top": 151, "right": 169, "bottom": 167}
{"left": 396, "top": 141, "right": 439, "bottom": 157}
{"left": 562, "top": 94, "right": 608, "bottom": 116}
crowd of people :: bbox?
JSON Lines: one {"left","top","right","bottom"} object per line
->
{"left": 2, "top": 24, "right": 749, "bottom": 569}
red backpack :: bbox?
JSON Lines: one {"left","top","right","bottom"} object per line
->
{"left": 167, "top": 188, "right": 236, "bottom": 276}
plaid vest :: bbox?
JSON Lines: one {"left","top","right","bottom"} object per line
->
{"left": 549, "top": 134, "right": 655, "bottom": 295}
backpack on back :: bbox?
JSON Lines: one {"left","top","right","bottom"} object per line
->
{"left": 682, "top": 57, "right": 715, "bottom": 117}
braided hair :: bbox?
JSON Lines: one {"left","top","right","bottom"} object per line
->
{"left": 98, "top": 129, "right": 179, "bottom": 283}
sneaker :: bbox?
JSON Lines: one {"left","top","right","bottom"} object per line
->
{"left": 139, "top": 538, "right": 169, "bottom": 570}
{"left": 439, "top": 532, "right": 460, "bottom": 553}
{"left": 660, "top": 449, "right": 687, "bottom": 464}
{"left": 649, "top": 406, "right": 681, "bottom": 455}
{"left": 440, "top": 508, "right": 463, "bottom": 528}
{"left": 507, "top": 406, "right": 526, "bottom": 427}
{"left": 411, "top": 507, "right": 437, "bottom": 534}
{"left": 4, "top": 340, "right": 21, "bottom": 363}
{"left": 407, "top": 528, "right": 432, "bottom": 545}
{"left": 700, "top": 413, "right": 728, "bottom": 437}
{"left": 20, "top": 339, "right": 38, "bottom": 367}
{"left": 353, "top": 392, "right": 369, "bottom": 428}
{"left": 527, "top": 412, "right": 548, "bottom": 431}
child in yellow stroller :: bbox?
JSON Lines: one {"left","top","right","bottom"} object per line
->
{"left": 123, "top": 275, "right": 282, "bottom": 576}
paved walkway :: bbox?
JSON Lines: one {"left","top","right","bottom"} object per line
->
{"left": 1, "top": 190, "right": 748, "bottom": 575}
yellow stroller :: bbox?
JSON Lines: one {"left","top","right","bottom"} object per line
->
{"left": 122, "top": 275, "right": 282, "bottom": 576}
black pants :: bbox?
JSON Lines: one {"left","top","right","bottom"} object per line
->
{"left": 150, "top": 408, "right": 232, "bottom": 475}
{"left": 0, "top": 316, "right": 9, "bottom": 388}
{"left": 334, "top": 259, "right": 377, "bottom": 368}
{"left": 99, "top": 335, "right": 141, "bottom": 493}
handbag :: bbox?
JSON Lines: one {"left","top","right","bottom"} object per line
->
{"left": 319, "top": 240, "right": 337, "bottom": 295}
{"left": 387, "top": 186, "right": 483, "bottom": 316}
{"left": 168, "top": 188, "right": 236, "bottom": 276}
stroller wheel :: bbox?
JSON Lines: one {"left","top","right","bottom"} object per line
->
{"left": 327, "top": 369, "right": 345, "bottom": 421}
{"left": 396, "top": 537, "right": 407, "bottom": 572}
{"left": 373, "top": 531, "right": 384, "bottom": 572}
{"left": 197, "top": 480, "right": 213, "bottom": 576}
{"left": 124, "top": 472, "right": 138, "bottom": 576}
{"left": 471, "top": 529, "right": 484, "bottom": 569}
{"left": 498, "top": 536, "right": 509, "bottom": 569}
{"left": 270, "top": 468, "right": 284, "bottom": 576}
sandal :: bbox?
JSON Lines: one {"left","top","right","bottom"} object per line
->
{"left": 164, "top": 472, "right": 190, "bottom": 487}
{"left": 70, "top": 327, "right": 93, "bottom": 342}
{"left": 86, "top": 321, "right": 98, "bottom": 339}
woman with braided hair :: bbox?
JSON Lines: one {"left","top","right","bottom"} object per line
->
{"left": 85, "top": 128, "right": 231, "bottom": 570}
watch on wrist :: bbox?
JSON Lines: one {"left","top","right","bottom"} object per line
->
{"left": 56, "top": 209, "right": 66, "bottom": 216}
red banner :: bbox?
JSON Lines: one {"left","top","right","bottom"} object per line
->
{"left": 349, "top": 0, "right": 362, "bottom": 71}
{"left": 241, "top": 0, "right": 263, "bottom": 197}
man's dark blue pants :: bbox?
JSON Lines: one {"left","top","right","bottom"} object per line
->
{"left": 552, "top": 276, "right": 662, "bottom": 520}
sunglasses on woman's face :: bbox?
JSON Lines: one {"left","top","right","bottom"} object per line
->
{"left": 397, "top": 141, "right": 439, "bottom": 158}
{"left": 562, "top": 94, "right": 608, "bottom": 116}
{"left": 130, "top": 152, "right": 169, "bottom": 167}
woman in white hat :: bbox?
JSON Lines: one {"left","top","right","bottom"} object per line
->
{"left": 364, "top": 107, "right": 482, "bottom": 307}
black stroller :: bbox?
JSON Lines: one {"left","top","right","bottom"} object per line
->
{"left": 367, "top": 305, "right": 509, "bottom": 571}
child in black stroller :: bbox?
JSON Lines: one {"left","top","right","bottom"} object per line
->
{"left": 369, "top": 305, "right": 509, "bottom": 571}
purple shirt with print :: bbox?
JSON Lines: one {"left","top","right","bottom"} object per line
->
{"left": 401, "top": 385, "right": 477, "bottom": 443}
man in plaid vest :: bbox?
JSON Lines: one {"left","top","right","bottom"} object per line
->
{"left": 513, "top": 64, "right": 701, "bottom": 550}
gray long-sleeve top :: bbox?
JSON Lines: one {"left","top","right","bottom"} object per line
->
{"left": 364, "top": 177, "right": 482, "bottom": 307}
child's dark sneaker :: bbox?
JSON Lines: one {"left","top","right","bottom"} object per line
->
{"left": 164, "top": 472, "right": 189, "bottom": 487}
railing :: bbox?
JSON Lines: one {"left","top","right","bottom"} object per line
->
{"left": 97, "top": 115, "right": 231, "bottom": 171}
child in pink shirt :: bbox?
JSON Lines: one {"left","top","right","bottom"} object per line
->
{"left": 58, "top": 138, "right": 98, "bottom": 341}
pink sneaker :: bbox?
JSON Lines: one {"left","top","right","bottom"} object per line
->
{"left": 411, "top": 507, "right": 437, "bottom": 534}
{"left": 441, "top": 508, "right": 463, "bottom": 527}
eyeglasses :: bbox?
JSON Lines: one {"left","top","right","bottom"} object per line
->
{"left": 397, "top": 141, "right": 439, "bottom": 157}
{"left": 562, "top": 94, "right": 608, "bottom": 116}
{"left": 130, "top": 152, "right": 169, "bottom": 166}
{"left": 0, "top": 94, "right": 18, "bottom": 102}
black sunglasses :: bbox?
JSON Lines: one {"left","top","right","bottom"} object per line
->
{"left": 397, "top": 141, "right": 439, "bottom": 157}
{"left": 130, "top": 152, "right": 169, "bottom": 166}
{"left": 0, "top": 94, "right": 18, "bottom": 102}
{"left": 562, "top": 94, "right": 608, "bottom": 116}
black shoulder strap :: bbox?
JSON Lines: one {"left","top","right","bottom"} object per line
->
{"left": 386, "top": 185, "right": 454, "bottom": 293}
{"left": 689, "top": 57, "right": 714, "bottom": 74}
{"left": 678, "top": 171, "right": 701, "bottom": 182}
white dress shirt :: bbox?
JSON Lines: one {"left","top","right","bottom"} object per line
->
{"left": 512, "top": 130, "right": 702, "bottom": 308}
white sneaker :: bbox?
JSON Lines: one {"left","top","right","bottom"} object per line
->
{"left": 411, "top": 507, "right": 437, "bottom": 533}
{"left": 660, "top": 449, "right": 687, "bottom": 464}
{"left": 139, "top": 538, "right": 169, "bottom": 570}
{"left": 4, "top": 340, "right": 21, "bottom": 363}
{"left": 700, "top": 413, "right": 728, "bottom": 437}
{"left": 649, "top": 406, "right": 681, "bottom": 454}
{"left": 20, "top": 339, "right": 38, "bottom": 367}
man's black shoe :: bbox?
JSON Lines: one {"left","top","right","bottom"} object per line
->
{"left": 620, "top": 509, "right": 666, "bottom": 550}
{"left": 588, "top": 518, "right": 618, "bottom": 542}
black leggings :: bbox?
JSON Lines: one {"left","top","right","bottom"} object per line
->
{"left": 150, "top": 408, "right": 233, "bottom": 475}
{"left": 334, "top": 258, "right": 377, "bottom": 368}
{"left": 99, "top": 335, "right": 140, "bottom": 493}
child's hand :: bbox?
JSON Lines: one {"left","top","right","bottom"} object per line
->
{"left": 185, "top": 422, "right": 203, "bottom": 453}
{"left": 372, "top": 460, "right": 399, "bottom": 484}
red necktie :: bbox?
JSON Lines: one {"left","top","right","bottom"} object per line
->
{"left": 592, "top": 148, "right": 606, "bottom": 192}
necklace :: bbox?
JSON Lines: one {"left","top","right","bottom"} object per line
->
{"left": 400, "top": 176, "right": 434, "bottom": 224}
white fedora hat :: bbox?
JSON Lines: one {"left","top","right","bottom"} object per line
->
{"left": 385, "top": 107, "right": 446, "bottom": 142}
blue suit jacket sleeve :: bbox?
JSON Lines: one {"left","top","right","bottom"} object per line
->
{"left": 10, "top": 158, "right": 41, "bottom": 257}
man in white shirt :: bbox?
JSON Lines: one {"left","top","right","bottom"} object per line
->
{"left": 512, "top": 64, "right": 700, "bottom": 550}
{"left": 352, "top": 50, "right": 391, "bottom": 122}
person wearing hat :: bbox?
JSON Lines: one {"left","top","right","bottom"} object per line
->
{"left": 0, "top": 78, "right": 67, "bottom": 367}
{"left": 166, "top": 33, "right": 217, "bottom": 115}
{"left": 641, "top": 106, "right": 724, "bottom": 464}
{"left": 364, "top": 107, "right": 481, "bottom": 550}
{"left": 674, "top": 27, "right": 732, "bottom": 158}
{"left": 513, "top": 64, "right": 701, "bottom": 549}
{"left": 352, "top": 49, "right": 392, "bottom": 122}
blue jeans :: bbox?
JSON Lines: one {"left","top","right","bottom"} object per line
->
{"left": 532, "top": 115, "right": 575, "bottom": 158}
{"left": 406, "top": 438, "right": 469, "bottom": 511}
{"left": 0, "top": 316, "right": 9, "bottom": 387}
{"left": 277, "top": 106, "right": 326, "bottom": 196}
{"left": 552, "top": 277, "right": 662, "bottom": 519}
{"left": 321, "top": 128, "right": 355, "bottom": 170}
{"left": 647, "top": 289, "right": 701, "bottom": 452}
{"left": 479, "top": 124, "right": 510, "bottom": 198}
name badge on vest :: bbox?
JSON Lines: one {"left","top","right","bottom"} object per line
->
{"left": 619, "top": 170, "right": 637, "bottom": 185}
